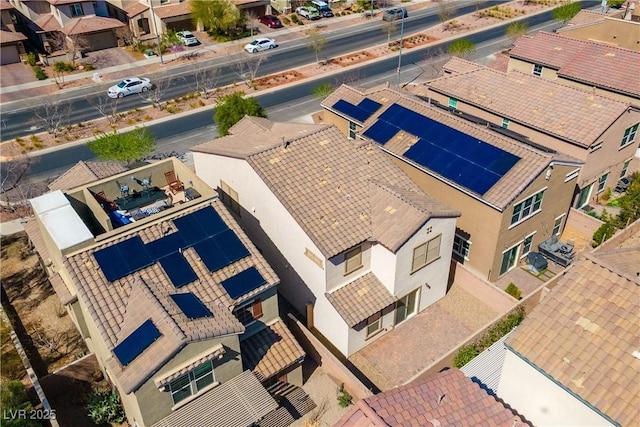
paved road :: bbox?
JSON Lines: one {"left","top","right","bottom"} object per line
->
{"left": 17, "top": 10, "right": 564, "bottom": 185}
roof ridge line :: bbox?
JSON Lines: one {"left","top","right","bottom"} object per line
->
{"left": 369, "top": 179, "right": 429, "bottom": 216}
{"left": 246, "top": 124, "right": 333, "bottom": 158}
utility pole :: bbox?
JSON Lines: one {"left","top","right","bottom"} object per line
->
{"left": 396, "top": 13, "right": 405, "bottom": 87}
{"left": 149, "top": 0, "right": 164, "bottom": 64}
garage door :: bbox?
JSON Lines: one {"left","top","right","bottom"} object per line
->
{"left": 1, "top": 45, "right": 20, "bottom": 65}
{"left": 84, "top": 31, "right": 117, "bottom": 51}
{"left": 167, "top": 19, "right": 193, "bottom": 31}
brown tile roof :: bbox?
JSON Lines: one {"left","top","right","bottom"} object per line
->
{"left": 327, "top": 85, "right": 562, "bottom": 209}
{"left": 591, "top": 247, "right": 640, "bottom": 278}
{"left": 509, "top": 32, "right": 640, "bottom": 98}
{"left": 34, "top": 15, "right": 62, "bottom": 32}
{"left": 506, "top": 252, "right": 640, "bottom": 426}
{"left": 0, "top": 29, "right": 27, "bottom": 44}
{"left": 565, "top": 9, "right": 607, "bottom": 26}
{"left": 240, "top": 318, "right": 305, "bottom": 381}
{"left": 442, "top": 57, "right": 484, "bottom": 74}
{"left": 48, "top": 0, "right": 86, "bottom": 4}
{"left": 65, "top": 199, "right": 279, "bottom": 393}
{"left": 0, "top": 0, "right": 13, "bottom": 10}
{"left": 193, "top": 118, "right": 458, "bottom": 258}
{"left": 125, "top": 2, "right": 148, "bottom": 18}
{"left": 48, "top": 161, "right": 127, "bottom": 191}
{"left": 334, "top": 369, "right": 526, "bottom": 427}
{"left": 488, "top": 52, "right": 510, "bottom": 72}
{"left": 426, "top": 67, "right": 630, "bottom": 147}
{"left": 325, "top": 272, "right": 396, "bottom": 327}
{"left": 64, "top": 15, "right": 125, "bottom": 35}
{"left": 152, "top": 370, "right": 278, "bottom": 427}
{"left": 153, "top": 2, "right": 190, "bottom": 19}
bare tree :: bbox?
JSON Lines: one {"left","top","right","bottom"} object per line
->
{"left": 420, "top": 47, "right": 450, "bottom": 80}
{"left": 245, "top": 10, "right": 258, "bottom": 37}
{"left": 382, "top": 20, "right": 398, "bottom": 47}
{"left": 32, "top": 97, "right": 71, "bottom": 137}
{"left": 0, "top": 142, "right": 32, "bottom": 193}
{"left": 192, "top": 63, "right": 221, "bottom": 99}
{"left": 142, "top": 74, "right": 172, "bottom": 110}
{"left": 306, "top": 28, "right": 327, "bottom": 66}
{"left": 45, "top": 31, "right": 66, "bottom": 54}
{"left": 233, "top": 52, "right": 265, "bottom": 88}
{"left": 88, "top": 96, "right": 121, "bottom": 126}
{"left": 437, "top": 0, "right": 458, "bottom": 26}
{"left": 67, "top": 34, "right": 90, "bottom": 66}
{"left": 114, "top": 26, "right": 134, "bottom": 46}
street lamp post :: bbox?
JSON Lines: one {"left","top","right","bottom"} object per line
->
{"left": 149, "top": 0, "right": 164, "bottom": 64}
{"left": 396, "top": 13, "right": 405, "bottom": 87}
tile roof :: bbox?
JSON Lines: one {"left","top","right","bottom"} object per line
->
{"left": 327, "top": 85, "right": 562, "bottom": 209}
{"left": 0, "top": 0, "right": 13, "bottom": 10}
{"left": 592, "top": 247, "right": 640, "bottom": 278}
{"left": 153, "top": 2, "right": 191, "bottom": 19}
{"left": 33, "top": 15, "right": 62, "bottom": 32}
{"left": 63, "top": 15, "right": 125, "bottom": 35}
{"left": 426, "top": 67, "right": 630, "bottom": 147}
{"left": 65, "top": 199, "right": 279, "bottom": 393}
{"left": 152, "top": 370, "right": 278, "bottom": 427}
{"left": 334, "top": 368, "right": 526, "bottom": 427}
{"left": 0, "top": 30, "right": 26, "bottom": 44}
{"left": 441, "top": 57, "right": 484, "bottom": 74}
{"left": 508, "top": 32, "right": 640, "bottom": 98}
{"left": 325, "top": 272, "right": 396, "bottom": 327}
{"left": 48, "top": 161, "right": 126, "bottom": 191}
{"left": 240, "top": 318, "right": 305, "bottom": 381}
{"left": 564, "top": 9, "right": 607, "bottom": 26}
{"left": 125, "top": 2, "right": 148, "bottom": 17}
{"left": 506, "top": 252, "right": 640, "bottom": 426}
{"left": 193, "top": 118, "right": 458, "bottom": 258}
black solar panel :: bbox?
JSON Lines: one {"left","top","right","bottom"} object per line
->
{"left": 358, "top": 98, "right": 382, "bottom": 115}
{"left": 113, "top": 319, "right": 161, "bottom": 366}
{"left": 173, "top": 206, "right": 228, "bottom": 246}
{"left": 170, "top": 292, "right": 212, "bottom": 319}
{"left": 193, "top": 237, "right": 228, "bottom": 273}
{"left": 145, "top": 232, "right": 186, "bottom": 259}
{"left": 220, "top": 266, "right": 267, "bottom": 300}
{"left": 94, "top": 236, "right": 153, "bottom": 282}
{"left": 332, "top": 99, "right": 371, "bottom": 123}
{"left": 363, "top": 120, "right": 399, "bottom": 144}
{"left": 212, "top": 229, "right": 250, "bottom": 264}
{"left": 159, "top": 252, "right": 198, "bottom": 288}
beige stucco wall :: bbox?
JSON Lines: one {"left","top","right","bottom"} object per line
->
{"left": 506, "top": 58, "right": 558, "bottom": 80}
{"left": 559, "top": 18, "right": 640, "bottom": 52}
{"left": 323, "top": 109, "right": 362, "bottom": 138}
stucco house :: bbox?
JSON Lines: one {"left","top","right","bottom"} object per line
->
{"left": 25, "top": 158, "right": 304, "bottom": 427}
{"left": 558, "top": 7, "right": 640, "bottom": 51}
{"left": 420, "top": 66, "right": 639, "bottom": 210}
{"left": 192, "top": 118, "right": 460, "bottom": 357}
{"left": 322, "top": 85, "right": 582, "bottom": 282}
{"left": 0, "top": 0, "right": 27, "bottom": 64}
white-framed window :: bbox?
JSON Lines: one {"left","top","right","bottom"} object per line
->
{"left": 344, "top": 246, "right": 362, "bottom": 275}
{"left": 620, "top": 159, "right": 631, "bottom": 178}
{"left": 220, "top": 180, "right": 240, "bottom": 216}
{"left": 169, "top": 361, "right": 215, "bottom": 405}
{"left": 510, "top": 190, "right": 545, "bottom": 226}
{"left": 365, "top": 311, "right": 382, "bottom": 338}
{"left": 70, "top": 3, "right": 83, "bottom": 16}
{"left": 452, "top": 234, "right": 470, "bottom": 260}
{"left": 589, "top": 141, "right": 603, "bottom": 152}
{"left": 500, "top": 244, "right": 519, "bottom": 275}
{"left": 565, "top": 168, "right": 580, "bottom": 182}
{"left": 348, "top": 121, "right": 356, "bottom": 139}
{"left": 501, "top": 118, "right": 509, "bottom": 129}
{"left": 411, "top": 234, "right": 441, "bottom": 273}
{"left": 448, "top": 97, "right": 458, "bottom": 109}
{"left": 620, "top": 123, "right": 638, "bottom": 148}
{"left": 553, "top": 214, "right": 565, "bottom": 236}
{"left": 233, "top": 299, "right": 263, "bottom": 326}
{"left": 597, "top": 173, "right": 609, "bottom": 193}
{"left": 532, "top": 64, "right": 543, "bottom": 76}
{"left": 395, "top": 288, "right": 420, "bottom": 325}
{"left": 521, "top": 233, "right": 535, "bottom": 257}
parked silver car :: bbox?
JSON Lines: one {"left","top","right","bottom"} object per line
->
{"left": 107, "top": 77, "right": 152, "bottom": 98}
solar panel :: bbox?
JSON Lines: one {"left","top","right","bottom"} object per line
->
{"left": 159, "top": 252, "right": 198, "bottom": 288}
{"left": 212, "top": 229, "right": 250, "bottom": 264}
{"left": 94, "top": 236, "right": 153, "bottom": 282}
{"left": 190, "top": 207, "right": 228, "bottom": 237}
{"left": 173, "top": 206, "right": 228, "bottom": 246}
{"left": 220, "top": 266, "right": 267, "bottom": 300}
{"left": 358, "top": 98, "right": 382, "bottom": 115}
{"left": 332, "top": 100, "right": 371, "bottom": 123}
{"left": 363, "top": 120, "right": 399, "bottom": 144}
{"left": 194, "top": 237, "right": 228, "bottom": 273}
{"left": 145, "top": 232, "right": 186, "bottom": 259}
{"left": 113, "top": 319, "right": 161, "bottom": 366}
{"left": 170, "top": 292, "right": 212, "bottom": 319}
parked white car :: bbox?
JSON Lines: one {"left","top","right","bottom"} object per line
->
{"left": 296, "top": 6, "right": 321, "bottom": 20}
{"left": 107, "top": 77, "right": 153, "bottom": 98}
{"left": 243, "top": 37, "right": 277, "bottom": 53}
{"left": 177, "top": 30, "right": 199, "bottom": 46}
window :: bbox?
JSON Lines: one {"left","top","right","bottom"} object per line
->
{"left": 576, "top": 184, "right": 592, "bottom": 209}
{"left": 169, "top": 361, "right": 215, "bottom": 405}
{"left": 589, "top": 141, "right": 603, "bottom": 152}
{"left": 620, "top": 123, "right": 638, "bottom": 148}
{"left": 565, "top": 168, "right": 580, "bottom": 182}
{"left": 220, "top": 180, "right": 240, "bottom": 215}
{"left": 348, "top": 121, "right": 356, "bottom": 139}
{"left": 522, "top": 233, "right": 535, "bottom": 256}
{"left": 620, "top": 159, "right": 631, "bottom": 178}
{"left": 448, "top": 97, "right": 458, "bottom": 109}
{"left": 532, "top": 64, "right": 543, "bottom": 76}
{"left": 344, "top": 246, "right": 362, "bottom": 275}
{"left": 395, "top": 288, "right": 419, "bottom": 325}
{"left": 233, "top": 299, "right": 263, "bottom": 326}
{"left": 597, "top": 173, "right": 609, "bottom": 193}
{"left": 501, "top": 118, "right": 509, "bottom": 129}
{"left": 70, "top": 3, "right": 84, "bottom": 16}
{"left": 553, "top": 215, "right": 564, "bottom": 236}
{"left": 365, "top": 311, "right": 382, "bottom": 338}
{"left": 411, "top": 234, "right": 441, "bottom": 273}
{"left": 510, "top": 190, "right": 545, "bottom": 226}
{"left": 452, "top": 234, "right": 470, "bottom": 260}
{"left": 499, "top": 245, "right": 519, "bottom": 275}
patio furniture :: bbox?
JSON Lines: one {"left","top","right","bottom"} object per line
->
{"left": 526, "top": 252, "right": 548, "bottom": 272}
{"left": 165, "top": 171, "right": 184, "bottom": 195}
{"left": 184, "top": 187, "right": 201, "bottom": 201}
{"left": 538, "top": 235, "right": 574, "bottom": 267}
{"left": 615, "top": 177, "right": 632, "bottom": 193}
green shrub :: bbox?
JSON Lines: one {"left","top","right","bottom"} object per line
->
{"left": 26, "top": 52, "right": 37, "bottom": 66}
{"left": 592, "top": 221, "right": 616, "bottom": 247}
{"left": 32, "top": 66, "right": 47, "bottom": 80}
{"left": 505, "top": 283, "right": 521, "bottom": 300}
{"left": 291, "top": 14, "right": 299, "bottom": 22}
{"left": 297, "top": 20, "right": 304, "bottom": 25}
{"left": 337, "top": 383, "right": 353, "bottom": 408}
{"left": 453, "top": 343, "right": 478, "bottom": 368}
{"left": 54, "top": 61, "right": 75, "bottom": 72}
{"left": 86, "top": 390, "right": 126, "bottom": 425}
{"left": 282, "top": 16, "right": 291, "bottom": 24}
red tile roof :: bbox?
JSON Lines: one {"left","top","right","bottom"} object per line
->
{"left": 153, "top": 2, "right": 190, "bottom": 19}
{"left": 126, "top": 2, "right": 148, "bottom": 18}
{"left": 335, "top": 369, "right": 526, "bottom": 427}
{"left": 64, "top": 15, "right": 125, "bottom": 35}
{"left": 509, "top": 32, "right": 640, "bottom": 98}
{"left": 48, "top": 161, "right": 126, "bottom": 191}
{"left": 0, "top": 29, "right": 27, "bottom": 44}
{"left": 0, "top": 0, "right": 13, "bottom": 10}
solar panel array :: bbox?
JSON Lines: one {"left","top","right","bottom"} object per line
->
{"left": 363, "top": 103, "right": 521, "bottom": 195}
{"left": 170, "top": 292, "right": 212, "bottom": 319}
{"left": 93, "top": 206, "right": 250, "bottom": 288}
{"left": 220, "top": 266, "right": 267, "bottom": 300}
{"left": 332, "top": 98, "right": 382, "bottom": 123}
{"left": 113, "top": 319, "right": 161, "bottom": 366}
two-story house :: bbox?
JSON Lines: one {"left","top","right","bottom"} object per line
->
{"left": 322, "top": 85, "right": 582, "bottom": 282}
{"left": 422, "top": 67, "right": 639, "bottom": 209}
{"left": 7, "top": 0, "right": 124, "bottom": 53}
{"left": 192, "top": 117, "right": 460, "bottom": 357}
{"left": 0, "top": 0, "right": 27, "bottom": 64}
{"left": 25, "top": 158, "right": 304, "bottom": 427}
{"left": 558, "top": 8, "right": 640, "bottom": 51}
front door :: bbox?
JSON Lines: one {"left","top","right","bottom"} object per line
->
{"left": 395, "top": 288, "right": 419, "bottom": 325}
{"left": 500, "top": 245, "right": 519, "bottom": 276}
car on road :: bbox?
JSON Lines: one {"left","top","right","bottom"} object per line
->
{"left": 177, "top": 30, "right": 199, "bottom": 46}
{"left": 243, "top": 37, "right": 277, "bottom": 53}
{"left": 107, "top": 77, "right": 152, "bottom": 98}
{"left": 382, "top": 7, "right": 407, "bottom": 21}
{"left": 258, "top": 15, "right": 283, "bottom": 28}
{"left": 296, "top": 6, "right": 321, "bottom": 20}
